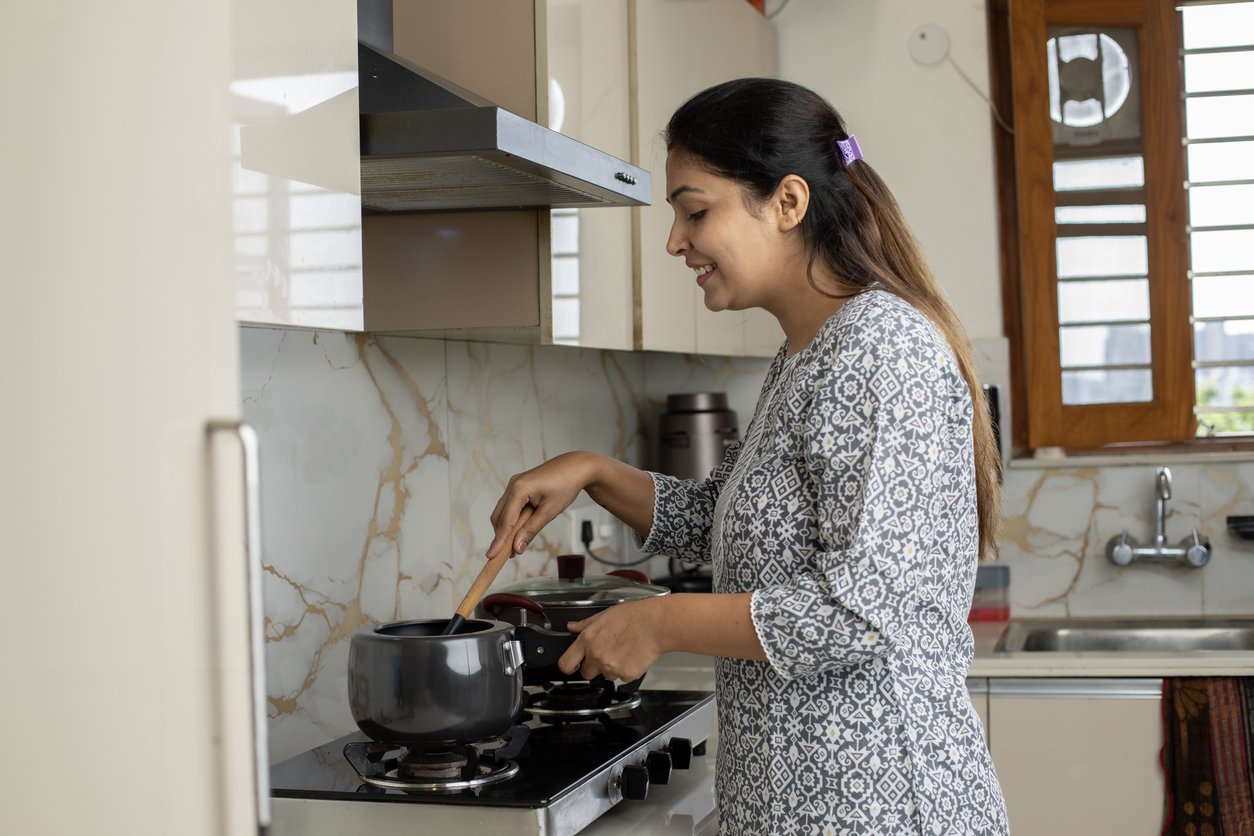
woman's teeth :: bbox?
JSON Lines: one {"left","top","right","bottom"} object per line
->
{"left": 695, "top": 264, "right": 715, "bottom": 276}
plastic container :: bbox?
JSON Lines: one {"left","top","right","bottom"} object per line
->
{"left": 967, "top": 565, "right": 1010, "bottom": 623}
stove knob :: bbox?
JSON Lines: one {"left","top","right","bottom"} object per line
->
{"left": 667, "top": 737, "right": 693, "bottom": 770}
{"left": 620, "top": 763, "right": 650, "bottom": 801}
{"left": 646, "top": 750, "right": 672, "bottom": 785}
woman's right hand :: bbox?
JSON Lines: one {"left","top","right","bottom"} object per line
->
{"left": 487, "top": 451, "right": 601, "bottom": 558}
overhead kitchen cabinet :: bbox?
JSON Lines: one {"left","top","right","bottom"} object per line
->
{"left": 632, "top": 0, "right": 782, "bottom": 357}
{"left": 233, "top": 0, "right": 781, "bottom": 358}
{"left": 232, "top": 0, "right": 647, "bottom": 350}
{"left": 529, "top": 0, "right": 782, "bottom": 355}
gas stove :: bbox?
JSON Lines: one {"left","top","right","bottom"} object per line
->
{"left": 268, "top": 689, "right": 716, "bottom": 835}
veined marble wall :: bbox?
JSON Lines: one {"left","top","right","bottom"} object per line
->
{"left": 999, "top": 463, "right": 1254, "bottom": 619}
{"left": 241, "top": 328, "right": 1254, "bottom": 761}
{"left": 240, "top": 327, "right": 768, "bottom": 761}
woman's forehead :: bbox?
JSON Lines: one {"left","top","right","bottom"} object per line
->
{"left": 665, "top": 150, "right": 728, "bottom": 196}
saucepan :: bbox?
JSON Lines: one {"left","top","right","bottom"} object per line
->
{"left": 347, "top": 617, "right": 572, "bottom": 745}
{"left": 348, "top": 558, "right": 669, "bottom": 745}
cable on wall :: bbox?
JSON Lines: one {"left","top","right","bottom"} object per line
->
{"left": 909, "top": 23, "right": 1016, "bottom": 134}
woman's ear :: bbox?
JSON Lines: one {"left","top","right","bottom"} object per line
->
{"left": 773, "top": 174, "right": 810, "bottom": 231}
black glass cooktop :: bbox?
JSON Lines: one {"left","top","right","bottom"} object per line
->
{"left": 269, "top": 689, "right": 713, "bottom": 808}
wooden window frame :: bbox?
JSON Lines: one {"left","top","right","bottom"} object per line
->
{"left": 989, "top": 0, "right": 1199, "bottom": 454}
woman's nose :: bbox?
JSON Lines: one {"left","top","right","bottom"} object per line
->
{"left": 665, "top": 222, "right": 686, "bottom": 257}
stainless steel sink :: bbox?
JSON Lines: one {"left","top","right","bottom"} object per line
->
{"left": 995, "top": 617, "right": 1254, "bottom": 653}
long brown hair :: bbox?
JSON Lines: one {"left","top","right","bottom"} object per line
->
{"left": 665, "top": 78, "right": 1002, "bottom": 558}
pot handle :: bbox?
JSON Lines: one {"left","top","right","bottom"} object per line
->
{"left": 513, "top": 624, "right": 576, "bottom": 670}
{"left": 607, "top": 569, "right": 651, "bottom": 584}
{"left": 482, "top": 592, "right": 547, "bottom": 622}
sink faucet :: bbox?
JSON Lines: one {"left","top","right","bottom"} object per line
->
{"left": 1106, "top": 466, "right": 1211, "bottom": 568}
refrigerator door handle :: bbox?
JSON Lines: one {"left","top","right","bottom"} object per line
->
{"left": 207, "top": 420, "right": 271, "bottom": 834}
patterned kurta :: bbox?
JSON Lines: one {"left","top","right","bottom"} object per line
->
{"left": 640, "top": 290, "right": 1008, "bottom": 835}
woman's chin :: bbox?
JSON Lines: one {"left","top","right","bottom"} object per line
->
{"left": 700, "top": 289, "right": 732, "bottom": 313}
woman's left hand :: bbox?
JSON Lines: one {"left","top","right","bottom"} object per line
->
{"left": 559, "top": 597, "right": 670, "bottom": 683}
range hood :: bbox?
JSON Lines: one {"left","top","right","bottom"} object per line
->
{"left": 357, "top": 41, "right": 650, "bottom": 213}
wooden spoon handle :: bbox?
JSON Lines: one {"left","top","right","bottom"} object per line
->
{"left": 452, "top": 505, "right": 536, "bottom": 622}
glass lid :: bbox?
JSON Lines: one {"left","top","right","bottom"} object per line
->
{"left": 495, "top": 555, "right": 669, "bottom": 606}
{"left": 496, "top": 573, "right": 669, "bottom": 606}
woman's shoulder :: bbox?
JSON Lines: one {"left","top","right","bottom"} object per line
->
{"left": 823, "top": 289, "right": 943, "bottom": 353}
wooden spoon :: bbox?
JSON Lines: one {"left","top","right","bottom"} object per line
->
{"left": 442, "top": 505, "right": 536, "bottom": 636}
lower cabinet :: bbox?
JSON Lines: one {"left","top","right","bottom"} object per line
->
{"left": 987, "top": 678, "right": 1164, "bottom": 836}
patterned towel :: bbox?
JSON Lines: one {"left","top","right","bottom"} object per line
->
{"left": 1162, "top": 678, "right": 1254, "bottom": 836}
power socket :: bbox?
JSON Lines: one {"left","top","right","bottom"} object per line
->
{"left": 566, "top": 503, "right": 619, "bottom": 558}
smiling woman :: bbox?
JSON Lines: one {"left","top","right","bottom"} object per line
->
{"left": 487, "top": 77, "right": 1008, "bottom": 835}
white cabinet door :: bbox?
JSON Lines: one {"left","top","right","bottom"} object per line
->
{"left": 544, "top": 0, "right": 635, "bottom": 350}
{"left": 2, "top": 3, "right": 258, "bottom": 835}
{"left": 988, "top": 679, "right": 1164, "bottom": 836}
{"left": 633, "top": 0, "right": 782, "bottom": 357}
{"left": 233, "top": 0, "right": 364, "bottom": 330}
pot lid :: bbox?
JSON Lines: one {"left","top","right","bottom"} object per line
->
{"left": 495, "top": 556, "right": 669, "bottom": 607}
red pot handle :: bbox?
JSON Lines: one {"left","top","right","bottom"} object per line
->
{"left": 607, "top": 569, "right": 651, "bottom": 584}
{"left": 481, "top": 592, "right": 547, "bottom": 619}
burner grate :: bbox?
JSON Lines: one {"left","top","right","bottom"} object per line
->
{"left": 525, "top": 680, "right": 644, "bottom": 719}
{"left": 343, "top": 724, "right": 531, "bottom": 794}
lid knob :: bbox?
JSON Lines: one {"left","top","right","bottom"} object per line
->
{"left": 556, "top": 554, "right": 586, "bottom": 580}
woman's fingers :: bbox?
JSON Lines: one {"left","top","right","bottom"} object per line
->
{"left": 558, "top": 637, "right": 585, "bottom": 676}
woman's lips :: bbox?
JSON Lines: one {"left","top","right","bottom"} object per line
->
{"left": 694, "top": 263, "right": 716, "bottom": 287}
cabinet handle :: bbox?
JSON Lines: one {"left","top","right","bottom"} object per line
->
{"left": 207, "top": 420, "right": 271, "bottom": 833}
{"left": 988, "top": 678, "right": 1162, "bottom": 699}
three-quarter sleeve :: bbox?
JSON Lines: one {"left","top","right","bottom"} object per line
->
{"left": 636, "top": 440, "right": 743, "bottom": 564}
{"left": 750, "top": 309, "right": 962, "bottom": 680}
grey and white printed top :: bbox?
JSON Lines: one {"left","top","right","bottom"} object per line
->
{"left": 640, "top": 290, "right": 1009, "bottom": 835}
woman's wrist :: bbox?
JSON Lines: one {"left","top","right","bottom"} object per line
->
{"left": 576, "top": 451, "right": 611, "bottom": 497}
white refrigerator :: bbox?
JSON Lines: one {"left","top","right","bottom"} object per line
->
{"left": 1, "top": 3, "right": 263, "bottom": 834}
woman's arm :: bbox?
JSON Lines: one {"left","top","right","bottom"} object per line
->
{"left": 560, "top": 591, "right": 767, "bottom": 682}
{"left": 487, "top": 451, "right": 655, "bottom": 557}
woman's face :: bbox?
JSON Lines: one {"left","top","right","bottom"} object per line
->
{"left": 664, "top": 149, "right": 801, "bottom": 314}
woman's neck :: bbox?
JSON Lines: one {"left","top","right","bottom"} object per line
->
{"left": 774, "top": 289, "right": 850, "bottom": 357}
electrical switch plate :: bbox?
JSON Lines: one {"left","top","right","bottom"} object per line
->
{"left": 566, "top": 503, "right": 620, "bottom": 558}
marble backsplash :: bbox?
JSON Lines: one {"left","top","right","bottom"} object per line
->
{"left": 241, "top": 327, "right": 1254, "bottom": 761}
{"left": 999, "top": 462, "right": 1254, "bottom": 619}
{"left": 240, "top": 327, "right": 768, "bottom": 760}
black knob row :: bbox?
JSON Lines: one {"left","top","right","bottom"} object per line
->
{"left": 619, "top": 737, "right": 708, "bottom": 802}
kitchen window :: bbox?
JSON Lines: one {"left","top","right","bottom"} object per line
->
{"left": 990, "top": 0, "right": 1254, "bottom": 452}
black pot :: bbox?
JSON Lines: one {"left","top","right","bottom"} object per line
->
{"left": 347, "top": 617, "right": 571, "bottom": 745}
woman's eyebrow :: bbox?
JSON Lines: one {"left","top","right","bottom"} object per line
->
{"left": 667, "top": 185, "right": 704, "bottom": 204}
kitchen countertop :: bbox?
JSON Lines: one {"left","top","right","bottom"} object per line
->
{"left": 966, "top": 621, "right": 1254, "bottom": 677}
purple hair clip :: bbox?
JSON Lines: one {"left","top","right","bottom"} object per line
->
{"left": 835, "top": 135, "right": 863, "bottom": 167}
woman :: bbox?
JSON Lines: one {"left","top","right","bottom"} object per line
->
{"left": 486, "top": 78, "right": 1008, "bottom": 835}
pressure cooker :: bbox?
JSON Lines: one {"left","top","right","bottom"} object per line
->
{"left": 657, "top": 392, "right": 739, "bottom": 481}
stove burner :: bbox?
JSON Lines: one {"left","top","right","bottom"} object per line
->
{"left": 526, "top": 680, "right": 643, "bottom": 719}
{"left": 343, "top": 726, "right": 530, "bottom": 794}
{"left": 397, "top": 749, "right": 470, "bottom": 781}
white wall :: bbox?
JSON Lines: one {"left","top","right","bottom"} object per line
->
{"left": 773, "top": 0, "right": 1005, "bottom": 340}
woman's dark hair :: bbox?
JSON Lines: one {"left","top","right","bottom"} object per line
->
{"left": 665, "top": 77, "right": 1002, "bottom": 559}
